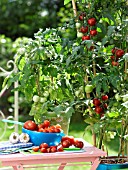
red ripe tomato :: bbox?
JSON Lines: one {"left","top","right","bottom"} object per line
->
{"left": 55, "top": 124, "right": 61, "bottom": 129}
{"left": 38, "top": 123, "right": 45, "bottom": 130}
{"left": 38, "top": 128, "right": 45, "bottom": 132}
{"left": 80, "top": 26, "right": 88, "bottom": 33}
{"left": 112, "top": 61, "right": 119, "bottom": 66}
{"left": 88, "top": 18, "right": 96, "bottom": 26}
{"left": 79, "top": 15, "right": 84, "bottom": 21}
{"left": 43, "top": 128, "right": 49, "bottom": 133}
{"left": 95, "top": 106, "right": 104, "bottom": 114}
{"left": 47, "top": 148, "right": 51, "bottom": 153}
{"left": 74, "top": 140, "right": 84, "bottom": 149}
{"left": 54, "top": 128, "right": 61, "bottom": 133}
{"left": 50, "top": 146, "right": 57, "bottom": 153}
{"left": 23, "top": 120, "right": 37, "bottom": 131}
{"left": 115, "top": 49, "right": 124, "bottom": 58}
{"left": 90, "top": 30, "right": 97, "bottom": 36}
{"left": 88, "top": 45, "right": 95, "bottom": 51}
{"left": 79, "top": 13, "right": 86, "bottom": 21}
{"left": 40, "top": 147, "right": 48, "bottom": 153}
{"left": 61, "top": 140, "right": 71, "bottom": 148}
{"left": 101, "top": 95, "right": 108, "bottom": 101}
{"left": 111, "top": 48, "right": 117, "bottom": 54}
{"left": 61, "top": 136, "right": 70, "bottom": 142}
{"left": 61, "top": 136, "right": 75, "bottom": 145}
{"left": 43, "top": 120, "right": 50, "bottom": 128}
{"left": 67, "top": 136, "right": 75, "bottom": 145}
{"left": 110, "top": 56, "right": 116, "bottom": 60}
{"left": 40, "top": 143, "right": 49, "bottom": 149}
{"left": 82, "top": 35, "right": 90, "bottom": 41}
{"left": 57, "top": 144, "right": 64, "bottom": 152}
{"left": 32, "top": 146, "right": 39, "bottom": 152}
{"left": 103, "top": 103, "right": 108, "bottom": 109}
{"left": 93, "top": 98, "right": 101, "bottom": 106}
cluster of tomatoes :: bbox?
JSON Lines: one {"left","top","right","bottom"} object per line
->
{"left": 111, "top": 47, "right": 125, "bottom": 66}
{"left": 93, "top": 95, "right": 108, "bottom": 115}
{"left": 23, "top": 120, "right": 62, "bottom": 133}
{"left": 77, "top": 12, "right": 97, "bottom": 43}
{"left": 32, "top": 135, "right": 84, "bottom": 153}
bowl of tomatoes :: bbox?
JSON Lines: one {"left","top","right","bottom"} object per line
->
{"left": 22, "top": 120, "right": 65, "bottom": 146}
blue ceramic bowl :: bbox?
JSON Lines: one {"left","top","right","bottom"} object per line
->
{"left": 22, "top": 127, "right": 65, "bottom": 146}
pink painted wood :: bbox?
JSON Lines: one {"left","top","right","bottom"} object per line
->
{"left": 0, "top": 140, "right": 106, "bottom": 170}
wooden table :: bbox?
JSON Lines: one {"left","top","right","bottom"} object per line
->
{"left": 0, "top": 141, "right": 106, "bottom": 170}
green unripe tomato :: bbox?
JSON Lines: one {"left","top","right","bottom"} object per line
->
{"left": 33, "top": 95, "right": 40, "bottom": 102}
{"left": 122, "top": 96, "right": 128, "bottom": 102}
{"left": 111, "top": 107, "right": 117, "bottom": 112}
{"left": 43, "top": 91, "right": 49, "bottom": 97}
{"left": 115, "top": 93, "right": 121, "bottom": 101}
{"left": 40, "top": 97, "right": 47, "bottom": 103}
{"left": 85, "top": 85, "right": 93, "bottom": 93}
{"left": 77, "top": 32, "right": 83, "bottom": 38}
{"left": 75, "top": 90, "right": 80, "bottom": 97}
{"left": 75, "top": 22, "right": 81, "bottom": 29}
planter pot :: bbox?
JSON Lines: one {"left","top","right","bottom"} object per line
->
{"left": 97, "top": 157, "right": 128, "bottom": 170}
{"left": 97, "top": 163, "right": 128, "bottom": 170}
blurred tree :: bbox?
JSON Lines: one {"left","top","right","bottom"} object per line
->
{"left": 0, "top": 0, "right": 65, "bottom": 40}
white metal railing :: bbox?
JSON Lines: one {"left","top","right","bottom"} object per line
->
{"left": 0, "top": 60, "right": 19, "bottom": 140}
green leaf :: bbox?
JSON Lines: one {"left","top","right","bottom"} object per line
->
{"left": 97, "top": 23, "right": 106, "bottom": 34}
{"left": 84, "top": 117, "right": 99, "bottom": 125}
{"left": 65, "top": 106, "right": 74, "bottom": 119}
{"left": 103, "top": 12, "right": 115, "bottom": 24}
{"left": 96, "top": 83, "right": 102, "bottom": 96}
{"left": 107, "top": 26, "right": 116, "bottom": 36}
{"left": 121, "top": 101, "right": 128, "bottom": 108}
{"left": 53, "top": 105, "right": 64, "bottom": 115}
{"left": 64, "top": 0, "right": 71, "bottom": 5}
{"left": 102, "top": 78, "right": 109, "bottom": 93}
{"left": 47, "top": 67, "right": 57, "bottom": 77}
{"left": 66, "top": 57, "right": 71, "bottom": 67}
{"left": 108, "top": 112, "right": 119, "bottom": 118}
{"left": 102, "top": 37, "right": 108, "bottom": 45}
